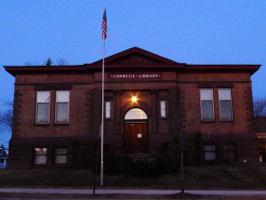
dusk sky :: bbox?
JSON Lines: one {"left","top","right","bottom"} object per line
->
{"left": 1, "top": 1, "right": 266, "bottom": 147}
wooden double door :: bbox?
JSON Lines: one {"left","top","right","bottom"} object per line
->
{"left": 124, "top": 122, "right": 148, "bottom": 153}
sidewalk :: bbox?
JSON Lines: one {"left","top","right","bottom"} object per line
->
{"left": 0, "top": 188, "right": 266, "bottom": 195}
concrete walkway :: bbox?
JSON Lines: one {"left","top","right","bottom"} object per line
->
{"left": 0, "top": 188, "right": 266, "bottom": 195}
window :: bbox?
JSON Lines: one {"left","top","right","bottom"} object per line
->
{"left": 36, "top": 91, "right": 50, "bottom": 124}
{"left": 160, "top": 100, "right": 166, "bottom": 118}
{"left": 200, "top": 89, "right": 214, "bottom": 120}
{"left": 54, "top": 148, "right": 67, "bottom": 164}
{"left": 218, "top": 89, "right": 233, "bottom": 120}
{"left": 124, "top": 108, "right": 148, "bottom": 120}
{"left": 204, "top": 145, "right": 216, "bottom": 161}
{"left": 105, "top": 101, "right": 111, "bottom": 119}
{"left": 56, "top": 91, "right": 70, "bottom": 123}
{"left": 223, "top": 145, "right": 235, "bottom": 161}
{"left": 34, "top": 147, "right": 47, "bottom": 165}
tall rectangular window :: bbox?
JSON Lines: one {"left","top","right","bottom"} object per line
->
{"left": 160, "top": 100, "right": 166, "bottom": 118}
{"left": 200, "top": 89, "right": 214, "bottom": 120}
{"left": 36, "top": 91, "right": 50, "bottom": 124}
{"left": 105, "top": 101, "right": 111, "bottom": 118}
{"left": 34, "top": 147, "right": 47, "bottom": 165}
{"left": 218, "top": 89, "right": 233, "bottom": 120}
{"left": 56, "top": 91, "right": 70, "bottom": 123}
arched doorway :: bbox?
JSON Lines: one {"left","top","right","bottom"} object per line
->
{"left": 124, "top": 108, "right": 148, "bottom": 153}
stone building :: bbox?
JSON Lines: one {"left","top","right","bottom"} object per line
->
{"left": 4, "top": 47, "right": 261, "bottom": 169}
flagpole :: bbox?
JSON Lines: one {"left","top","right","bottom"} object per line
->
{"left": 100, "top": 37, "right": 105, "bottom": 186}
{"left": 100, "top": 6, "right": 107, "bottom": 187}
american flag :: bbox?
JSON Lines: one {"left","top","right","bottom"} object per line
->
{"left": 101, "top": 8, "right": 107, "bottom": 40}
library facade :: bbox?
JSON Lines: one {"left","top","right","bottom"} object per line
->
{"left": 5, "top": 47, "right": 261, "bottom": 169}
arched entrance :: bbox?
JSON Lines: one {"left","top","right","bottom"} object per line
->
{"left": 124, "top": 108, "right": 148, "bottom": 153}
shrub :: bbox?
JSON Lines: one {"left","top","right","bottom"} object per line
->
{"left": 104, "top": 152, "right": 134, "bottom": 175}
{"left": 154, "top": 153, "right": 180, "bottom": 174}
{"left": 131, "top": 158, "right": 155, "bottom": 178}
{"left": 103, "top": 152, "right": 180, "bottom": 178}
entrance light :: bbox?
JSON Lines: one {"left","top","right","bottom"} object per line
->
{"left": 132, "top": 96, "right": 138, "bottom": 103}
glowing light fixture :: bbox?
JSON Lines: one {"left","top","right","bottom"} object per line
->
{"left": 132, "top": 96, "right": 138, "bottom": 103}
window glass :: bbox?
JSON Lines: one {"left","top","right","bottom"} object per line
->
{"left": 218, "top": 89, "right": 233, "bottom": 120}
{"left": 55, "top": 148, "right": 67, "bottom": 164}
{"left": 56, "top": 91, "right": 70, "bottom": 123}
{"left": 36, "top": 91, "right": 50, "bottom": 124}
{"left": 160, "top": 101, "right": 166, "bottom": 118}
{"left": 219, "top": 89, "right": 230, "bottom": 99}
{"left": 105, "top": 101, "right": 111, "bottom": 118}
{"left": 56, "top": 103, "right": 69, "bottom": 123}
{"left": 34, "top": 147, "right": 47, "bottom": 165}
{"left": 201, "top": 101, "right": 214, "bottom": 120}
{"left": 200, "top": 89, "right": 214, "bottom": 120}
{"left": 223, "top": 145, "right": 234, "bottom": 150}
{"left": 204, "top": 145, "right": 216, "bottom": 151}
{"left": 205, "top": 152, "right": 216, "bottom": 161}
{"left": 36, "top": 104, "right": 49, "bottom": 123}
{"left": 204, "top": 145, "right": 216, "bottom": 161}
{"left": 220, "top": 101, "right": 232, "bottom": 119}
{"left": 125, "top": 108, "right": 147, "bottom": 120}
{"left": 223, "top": 145, "right": 235, "bottom": 161}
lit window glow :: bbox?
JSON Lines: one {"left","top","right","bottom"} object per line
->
{"left": 125, "top": 108, "right": 148, "bottom": 120}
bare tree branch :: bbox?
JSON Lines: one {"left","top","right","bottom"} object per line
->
{"left": 57, "top": 58, "right": 69, "bottom": 66}
{"left": 24, "top": 61, "right": 34, "bottom": 66}
{"left": 254, "top": 97, "right": 266, "bottom": 116}
{"left": 0, "top": 101, "right": 13, "bottom": 131}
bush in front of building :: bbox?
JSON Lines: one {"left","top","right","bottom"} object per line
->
{"left": 88, "top": 132, "right": 202, "bottom": 178}
{"left": 153, "top": 153, "right": 180, "bottom": 174}
{"left": 103, "top": 152, "right": 180, "bottom": 178}
{"left": 130, "top": 158, "right": 155, "bottom": 178}
{"left": 103, "top": 152, "right": 134, "bottom": 175}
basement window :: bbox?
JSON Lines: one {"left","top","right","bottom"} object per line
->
{"left": 34, "top": 147, "right": 47, "bottom": 165}
{"left": 204, "top": 145, "right": 216, "bottom": 161}
{"left": 223, "top": 144, "right": 236, "bottom": 162}
{"left": 54, "top": 148, "right": 67, "bottom": 165}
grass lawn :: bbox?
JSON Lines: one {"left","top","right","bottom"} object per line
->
{"left": 0, "top": 163, "right": 266, "bottom": 199}
{"left": 1, "top": 163, "right": 266, "bottom": 189}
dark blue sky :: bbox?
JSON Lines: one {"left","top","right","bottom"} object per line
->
{"left": 1, "top": 1, "right": 266, "bottom": 147}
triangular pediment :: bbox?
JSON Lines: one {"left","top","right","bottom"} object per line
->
{"left": 91, "top": 47, "right": 179, "bottom": 65}
{"left": 109, "top": 52, "right": 163, "bottom": 64}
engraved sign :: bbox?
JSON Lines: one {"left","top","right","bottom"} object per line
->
{"left": 108, "top": 72, "right": 163, "bottom": 80}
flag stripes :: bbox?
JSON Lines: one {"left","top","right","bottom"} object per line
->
{"left": 101, "top": 8, "right": 107, "bottom": 40}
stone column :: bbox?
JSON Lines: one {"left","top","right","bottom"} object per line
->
{"left": 112, "top": 90, "right": 122, "bottom": 154}
{"left": 150, "top": 89, "right": 158, "bottom": 135}
{"left": 169, "top": 87, "right": 178, "bottom": 135}
{"left": 91, "top": 89, "right": 101, "bottom": 141}
{"left": 113, "top": 90, "right": 121, "bottom": 133}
